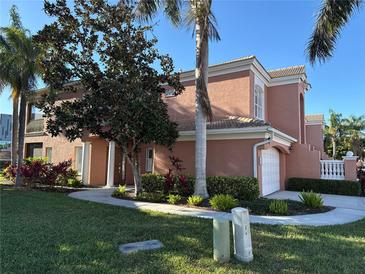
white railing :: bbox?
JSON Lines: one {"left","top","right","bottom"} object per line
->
{"left": 320, "top": 160, "right": 345, "bottom": 180}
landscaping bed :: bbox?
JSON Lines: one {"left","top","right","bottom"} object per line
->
{"left": 112, "top": 191, "right": 333, "bottom": 216}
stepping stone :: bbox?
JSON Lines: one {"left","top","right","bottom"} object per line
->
{"left": 119, "top": 240, "right": 163, "bottom": 254}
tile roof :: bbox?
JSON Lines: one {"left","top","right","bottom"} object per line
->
{"left": 268, "top": 65, "right": 306, "bottom": 78}
{"left": 305, "top": 114, "right": 324, "bottom": 122}
{"left": 178, "top": 116, "right": 269, "bottom": 131}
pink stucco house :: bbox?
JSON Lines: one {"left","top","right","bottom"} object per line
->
{"left": 24, "top": 56, "right": 331, "bottom": 196}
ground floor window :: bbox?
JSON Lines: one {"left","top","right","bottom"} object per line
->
{"left": 145, "top": 147, "right": 154, "bottom": 172}
{"left": 75, "top": 146, "right": 83, "bottom": 175}
{"left": 45, "top": 147, "right": 52, "bottom": 163}
{"left": 26, "top": 143, "right": 43, "bottom": 158}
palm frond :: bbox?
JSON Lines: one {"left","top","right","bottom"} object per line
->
{"left": 307, "top": 0, "right": 363, "bottom": 64}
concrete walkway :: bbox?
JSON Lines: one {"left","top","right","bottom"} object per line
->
{"left": 69, "top": 188, "right": 365, "bottom": 226}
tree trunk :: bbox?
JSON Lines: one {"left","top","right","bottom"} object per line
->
{"left": 15, "top": 93, "right": 27, "bottom": 187}
{"left": 121, "top": 149, "right": 126, "bottom": 182}
{"left": 332, "top": 137, "right": 336, "bottom": 159}
{"left": 125, "top": 149, "right": 142, "bottom": 196}
{"left": 131, "top": 158, "right": 142, "bottom": 196}
{"left": 194, "top": 21, "right": 209, "bottom": 198}
{"left": 11, "top": 95, "right": 19, "bottom": 165}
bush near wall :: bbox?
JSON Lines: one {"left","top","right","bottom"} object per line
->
{"left": 287, "top": 177, "right": 361, "bottom": 196}
{"left": 141, "top": 174, "right": 260, "bottom": 201}
{"left": 141, "top": 174, "right": 165, "bottom": 193}
{"left": 207, "top": 176, "right": 259, "bottom": 201}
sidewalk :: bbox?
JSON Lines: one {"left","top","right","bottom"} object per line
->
{"left": 69, "top": 188, "right": 365, "bottom": 226}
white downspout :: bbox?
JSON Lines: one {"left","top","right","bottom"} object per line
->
{"left": 253, "top": 131, "right": 274, "bottom": 178}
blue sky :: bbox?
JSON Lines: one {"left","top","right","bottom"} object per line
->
{"left": 1, "top": 0, "right": 364, "bottom": 121}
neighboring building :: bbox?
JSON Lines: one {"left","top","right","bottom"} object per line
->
{"left": 24, "top": 56, "right": 326, "bottom": 195}
{"left": 0, "top": 114, "right": 12, "bottom": 143}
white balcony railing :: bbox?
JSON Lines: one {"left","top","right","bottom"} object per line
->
{"left": 320, "top": 160, "right": 345, "bottom": 180}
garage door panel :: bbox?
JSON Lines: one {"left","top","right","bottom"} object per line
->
{"left": 261, "top": 148, "right": 280, "bottom": 196}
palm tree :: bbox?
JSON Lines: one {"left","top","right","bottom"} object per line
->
{"left": 324, "top": 110, "right": 343, "bottom": 159}
{"left": 0, "top": 6, "right": 41, "bottom": 186}
{"left": 0, "top": 6, "right": 24, "bottom": 165}
{"left": 124, "top": 0, "right": 220, "bottom": 197}
{"left": 342, "top": 115, "right": 365, "bottom": 157}
{"left": 307, "top": 0, "right": 363, "bottom": 64}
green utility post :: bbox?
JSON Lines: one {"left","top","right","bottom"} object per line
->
{"left": 213, "top": 218, "right": 230, "bottom": 262}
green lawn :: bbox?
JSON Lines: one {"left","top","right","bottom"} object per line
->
{"left": 1, "top": 189, "right": 364, "bottom": 274}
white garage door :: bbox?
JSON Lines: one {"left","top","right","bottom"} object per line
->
{"left": 261, "top": 148, "right": 280, "bottom": 196}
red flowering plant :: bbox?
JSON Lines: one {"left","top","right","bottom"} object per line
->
{"left": 163, "top": 155, "right": 194, "bottom": 196}
{"left": 19, "top": 158, "right": 48, "bottom": 186}
{"left": 3, "top": 158, "right": 77, "bottom": 187}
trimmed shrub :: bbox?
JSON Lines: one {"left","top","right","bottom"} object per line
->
{"left": 112, "top": 185, "right": 127, "bottom": 198}
{"left": 167, "top": 194, "right": 182, "bottom": 205}
{"left": 141, "top": 173, "right": 165, "bottom": 193}
{"left": 187, "top": 195, "right": 204, "bottom": 206}
{"left": 67, "top": 178, "right": 83, "bottom": 188}
{"left": 299, "top": 191, "right": 323, "bottom": 209}
{"left": 207, "top": 176, "right": 259, "bottom": 201}
{"left": 209, "top": 194, "right": 238, "bottom": 211}
{"left": 268, "top": 200, "right": 288, "bottom": 215}
{"left": 287, "top": 177, "right": 361, "bottom": 196}
{"left": 136, "top": 192, "right": 166, "bottom": 203}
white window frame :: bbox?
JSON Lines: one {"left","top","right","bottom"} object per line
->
{"left": 75, "top": 146, "right": 83, "bottom": 176}
{"left": 145, "top": 147, "right": 154, "bottom": 173}
{"left": 45, "top": 147, "right": 52, "bottom": 163}
{"left": 254, "top": 75, "right": 265, "bottom": 120}
{"left": 254, "top": 84, "right": 264, "bottom": 120}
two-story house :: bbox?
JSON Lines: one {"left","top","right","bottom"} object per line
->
{"left": 24, "top": 56, "right": 324, "bottom": 196}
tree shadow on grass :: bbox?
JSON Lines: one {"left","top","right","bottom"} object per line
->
{"left": 1, "top": 189, "right": 365, "bottom": 273}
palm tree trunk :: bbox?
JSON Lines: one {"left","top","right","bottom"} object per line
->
{"left": 15, "top": 93, "right": 26, "bottom": 187}
{"left": 194, "top": 21, "right": 209, "bottom": 198}
{"left": 332, "top": 137, "right": 336, "bottom": 159}
{"left": 11, "top": 95, "right": 19, "bottom": 165}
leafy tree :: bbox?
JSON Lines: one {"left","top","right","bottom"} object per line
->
{"left": 36, "top": 0, "right": 184, "bottom": 194}
{"left": 0, "top": 5, "right": 41, "bottom": 186}
{"left": 126, "top": 0, "right": 220, "bottom": 197}
{"left": 307, "top": 0, "right": 363, "bottom": 64}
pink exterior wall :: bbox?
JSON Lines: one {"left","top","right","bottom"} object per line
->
{"left": 166, "top": 71, "right": 252, "bottom": 123}
{"left": 344, "top": 158, "right": 358, "bottom": 181}
{"left": 286, "top": 143, "right": 321, "bottom": 180}
{"left": 153, "top": 139, "right": 263, "bottom": 178}
{"left": 305, "top": 124, "right": 324, "bottom": 152}
{"left": 24, "top": 134, "right": 82, "bottom": 169}
{"left": 267, "top": 83, "right": 305, "bottom": 143}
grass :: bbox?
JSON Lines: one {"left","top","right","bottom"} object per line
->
{"left": 1, "top": 188, "right": 365, "bottom": 273}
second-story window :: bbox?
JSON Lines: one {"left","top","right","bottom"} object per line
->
{"left": 254, "top": 85, "right": 264, "bottom": 120}
{"left": 26, "top": 104, "right": 44, "bottom": 133}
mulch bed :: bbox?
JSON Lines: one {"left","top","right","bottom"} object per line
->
{"left": 113, "top": 191, "right": 334, "bottom": 216}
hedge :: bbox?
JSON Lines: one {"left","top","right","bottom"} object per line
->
{"left": 287, "top": 177, "right": 361, "bottom": 196}
{"left": 207, "top": 176, "right": 259, "bottom": 201}
{"left": 140, "top": 173, "right": 260, "bottom": 201}
{"left": 141, "top": 174, "right": 165, "bottom": 193}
